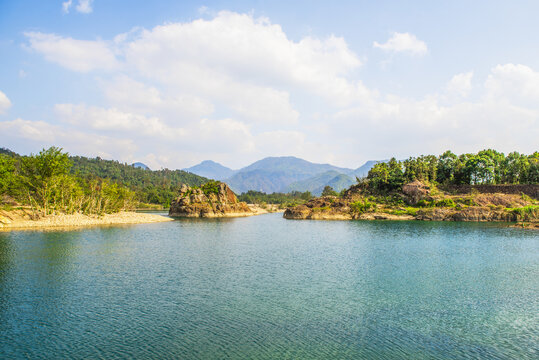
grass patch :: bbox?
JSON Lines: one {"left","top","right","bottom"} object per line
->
{"left": 506, "top": 205, "right": 539, "bottom": 220}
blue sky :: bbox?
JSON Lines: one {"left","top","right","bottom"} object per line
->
{"left": 1, "top": 0, "right": 538, "bottom": 169}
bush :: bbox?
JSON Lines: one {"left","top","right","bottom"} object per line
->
{"left": 417, "top": 199, "right": 432, "bottom": 207}
{"left": 200, "top": 180, "right": 221, "bottom": 196}
{"left": 350, "top": 199, "right": 376, "bottom": 214}
{"left": 435, "top": 198, "right": 456, "bottom": 208}
{"left": 454, "top": 197, "right": 476, "bottom": 206}
{"left": 508, "top": 205, "right": 539, "bottom": 220}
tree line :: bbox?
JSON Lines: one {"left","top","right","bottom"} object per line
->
{"left": 0, "top": 147, "right": 136, "bottom": 216}
{"left": 237, "top": 190, "right": 313, "bottom": 206}
{"left": 365, "top": 149, "right": 539, "bottom": 193}
{"left": 70, "top": 155, "right": 208, "bottom": 206}
{"left": 0, "top": 147, "right": 210, "bottom": 214}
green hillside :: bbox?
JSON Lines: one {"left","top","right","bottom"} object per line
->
{"left": 70, "top": 156, "right": 209, "bottom": 206}
{"left": 286, "top": 170, "right": 355, "bottom": 195}
{"left": 1, "top": 148, "right": 209, "bottom": 208}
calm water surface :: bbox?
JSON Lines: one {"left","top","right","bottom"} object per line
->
{"left": 0, "top": 214, "right": 538, "bottom": 359}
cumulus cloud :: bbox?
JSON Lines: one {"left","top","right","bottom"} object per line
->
{"left": 101, "top": 76, "right": 215, "bottom": 122}
{"left": 332, "top": 66, "right": 539, "bottom": 161}
{"left": 17, "top": 12, "right": 539, "bottom": 169}
{"left": 446, "top": 71, "right": 473, "bottom": 98}
{"left": 0, "top": 118, "right": 137, "bottom": 160}
{"left": 62, "top": 0, "right": 72, "bottom": 14}
{"left": 0, "top": 91, "right": 12, "bottom": 114}
{"left": 25, "top": 32, "right": 118, "bottom": 72}
{"left": 485, "top": 64, "right": 539, "bottom": 106}
{"left": 373, "top": 32, "right": 428, "bottom": 56}
{"left": 76, "top": 0, "right": 93, "bottom": 14}
{"left": 62, "top": 0, "right": 93, "bottom": 14}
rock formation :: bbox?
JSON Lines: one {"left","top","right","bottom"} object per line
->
{"left": 169, "top": 182, "right": 253, "bottom": 218}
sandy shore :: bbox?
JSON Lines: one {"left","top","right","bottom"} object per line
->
{"left": 247, "top": 204, "right": 284, "bottom": 215}
{"left": 0, "top": 210, "right": 173, "bottom": 230}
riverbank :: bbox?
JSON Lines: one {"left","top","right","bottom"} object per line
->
{"left": 0, "top": 209, "right": 173, "bottom": 230}
{"left": 284, "top": 181, "right": 539, "bottom": 224}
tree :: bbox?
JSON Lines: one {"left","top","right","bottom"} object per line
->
{"left": 526, "top": 152, "right": 539, "bottom": 183}
{"left": 367, "top": 158, "right": 404, "bottom": 193}
{"left": 437, "top": 150, "right": 458, "bottom": 184}
{"left": 503, "top": 152, "right": 528, "bottom": 184}
{"left": 321, "top": 185, "right": 338, "bottom": 197}
{"left": 20, "top": 147, "right": 72, "bottom": 214}
{"left": 0, "top": 154, "right": 16, "bottom": 196}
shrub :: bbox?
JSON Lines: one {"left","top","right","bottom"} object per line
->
{"left": 508, "top": 205, "right": 539, "bottom": 220}
{"left": 454, "top": 197, "right": 475, "bottom": 206}
{"left": 417, "top": 199, "right": 432, "bottom": 207}
{"left": 200, "top": 180, "right": 221, "bottom": 196}
{"left": 435, "top": 198, "right": 456, "bottom": 208}
{"left": 350, "top": 199, "right": 376, "bottom": 213}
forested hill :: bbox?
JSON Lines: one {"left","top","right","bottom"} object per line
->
{"left": 0, "top": 148, "right": 209, "bottom": 207}
{"left": 69, "top": 156, "right": 209, "bottom": 206}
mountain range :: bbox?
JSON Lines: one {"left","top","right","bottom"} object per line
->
{"left": 183, "top": 156, "right": 382, "bottom": 195}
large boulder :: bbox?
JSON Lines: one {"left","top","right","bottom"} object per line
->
{"left": 169, "top": 182, "right": 252, "bottom": 218}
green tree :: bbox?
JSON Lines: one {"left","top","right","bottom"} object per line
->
{"left": 437, "top": 150, "right": 458, "bottom": 184}
{"left": 321, "top": 185, "right": 338, "bottom": 196}
{"left": 0, "top": 154, "right": 16, "bottom": 196}
{"left": 20, "top": 147, "right": 72, "bottom": 214}
{"left": 502, "top": 152, "right": 528, "bottom": 184}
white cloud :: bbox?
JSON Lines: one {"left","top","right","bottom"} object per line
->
{"left": 25, "top": 32, "right": 118, "bottom": 72}
{"left": 19, "top": 12, "right": 539, "bottom": 169}
{"left": 52, "top": 103, "right": 257, "bottom": 161}
{"left": 62, "top": 0, "right": 93, "bottom": 14}
{"left": 54, "top": 104, "right": 186, "bottom": 139}
{"left": 485, "top": 64, "right": 539, "bottom": 105}
{"left": 76, "top": 0, "right": 93, "bottom": 14}
{"left": 0, "top": 118, "right": 137, "bottom": 160}
{"left": 446, "top": 71, "right": 473, "bottom": 98}
{"left": 62, "top": 0, "right": 72, "bottom": 14}
{"left": 332, "top": 65, "right": 539, "bottom": 161}
{"left": 124, "top": 12, "right": 366, "bottom": 106}
{"left": 373, "top": 32, "right": 428, "bottom": 56}
{"left": 198, "top": 5, "right": 209, "bottom": 14}
{"left": 0, "top": 91, "right": 12, "bottom": 114}
{"left": 100, "top": 75, "right": 214, "bottom": 122}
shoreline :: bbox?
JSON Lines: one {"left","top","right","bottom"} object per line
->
{"left": 0, "top": 210, "right": 173, "bottom": 231}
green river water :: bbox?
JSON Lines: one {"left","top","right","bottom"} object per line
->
{"left": 0, "top": 213, "right": 537, "bottom": 359}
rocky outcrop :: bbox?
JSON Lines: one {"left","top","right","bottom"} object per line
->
{"left": 402, "top": 180, "right": 432, "bottom": 205}
{"left": 283, "top": 196, "right": 354, "bottom": 220}
{"left": 169, "top": 182, "right": 253, "bottom": 218}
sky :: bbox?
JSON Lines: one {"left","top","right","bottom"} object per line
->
{"left": 1, "top": 0, "right": 538, "bottom": 170}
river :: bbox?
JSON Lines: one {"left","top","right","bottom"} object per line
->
{"left": 0, "top": 213, "right": 537, "bottom": 359}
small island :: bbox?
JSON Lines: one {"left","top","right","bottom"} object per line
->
{"left": 169, "top": 181, "right": 257, "bottom": 218}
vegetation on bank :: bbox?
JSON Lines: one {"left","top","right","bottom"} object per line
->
{"left": 363, "top": 149, "right": 538, "bottom": 194}
{"left": 1, "top": 147, "right": 136, "bottom": 216}
{"left": 237, "top": 190, "right": 313, "bottom": 208}
{"left": 358, "top": 150, "right": 539, "bottom": 214}
{"left": 69, "top": 155, "right": 208, "bottom": 206}
{"left": 285, "top": 149, "right": 539, "bottom": 222}
{"left": 1, "top": 147, "right": 209, "bottom": 211}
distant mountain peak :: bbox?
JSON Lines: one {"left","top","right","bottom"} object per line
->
{"left": 183, "top": 160, "right": 235, "bottom": 181}
{"left": 132, "top": 162, "right": 150, "bottom": 170}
